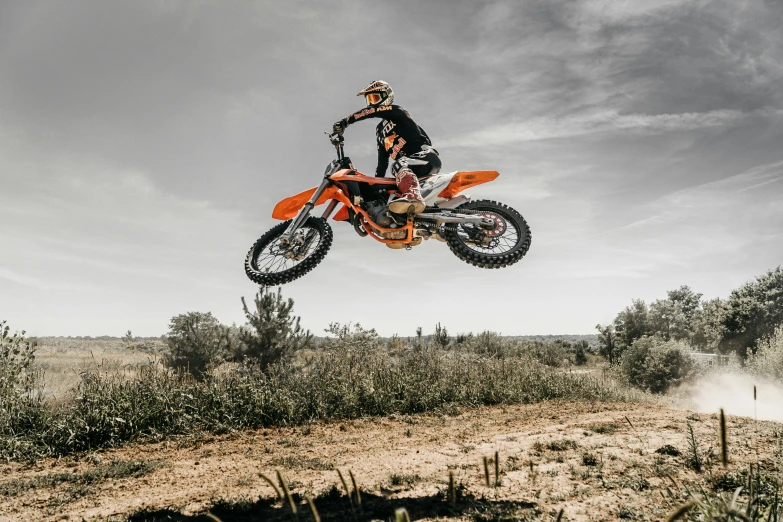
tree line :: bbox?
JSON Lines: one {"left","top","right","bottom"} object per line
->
{"left": 596, "top": 267, "right": 783, "bottom": 364}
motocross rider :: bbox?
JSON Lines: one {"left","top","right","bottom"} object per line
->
{"left": 333, "top": 81, "right": 441, "bottom": 226}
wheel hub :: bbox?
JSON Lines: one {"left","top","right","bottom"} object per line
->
{"left": 479, "top": 212, "right": 506, "bottom": 237}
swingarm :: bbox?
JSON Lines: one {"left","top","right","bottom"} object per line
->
{"left": 415, "top": 211, "right": 496, "bottom": 229}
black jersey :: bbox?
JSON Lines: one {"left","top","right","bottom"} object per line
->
{"left": 344, "top": 104, "right": 433, "bottom": 177}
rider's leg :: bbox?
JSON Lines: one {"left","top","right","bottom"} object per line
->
{"left": 389, "top": 166, "right": 426, "bottom": 214}
{"left": 388, "top": 148, "right": 441, "bottom": 215}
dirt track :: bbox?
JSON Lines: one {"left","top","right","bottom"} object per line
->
{"left": 2, "top": 400, "right": 781, "bottom": 521}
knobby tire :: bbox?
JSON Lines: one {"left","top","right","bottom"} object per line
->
{"left": 443, "top": 200, "right": 531, "bottom": 269}
{"left": 244, "top": 217, "right": 333, "bottom": 285}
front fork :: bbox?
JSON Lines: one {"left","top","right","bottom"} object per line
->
{"left": 280, "top": 178, "right": 331, "bottom": 244}
{"left": 280, "top": 178, "right": 339, "bottom": 251}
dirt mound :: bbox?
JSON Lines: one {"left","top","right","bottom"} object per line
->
{"left": 1, "top": 401, "right": 780, "bottom": 521}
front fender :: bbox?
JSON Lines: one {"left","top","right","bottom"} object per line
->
{"left": 271, "top": 185, "right": 350, "bottom": 220}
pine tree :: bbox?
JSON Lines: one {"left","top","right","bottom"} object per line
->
{"left": 235, "top": 287, "right": 312, "bottom": 369}
{"left": 433, "top": 323, "right": 450, "bottom": 347}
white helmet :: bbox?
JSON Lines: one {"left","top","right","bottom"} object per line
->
{"left": 357, "top": 80, "right": 394, "bottom": 108}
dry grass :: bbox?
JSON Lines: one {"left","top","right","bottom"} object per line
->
{"left": 31, "top": 338, "right": 163, "bottom": 400}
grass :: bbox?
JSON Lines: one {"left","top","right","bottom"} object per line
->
{"left": 686, "top": 421, "right": 703, "bottom": 472}
{"left": 269, "top": 455, "right": 334, "bottom": 470}
{"left": 30, "top": 337, "right": 163, "bottom": 400}
{"left": 581, "top": 452, "right": 599, "bottom": 466}
{"left": 0, "top": 459, "right": 159, "bottom": 505}
{"left": 663, "top": 412, "right": 783, "bottom": 522}
{"left": 0, "top": 334, "right": 645, "bottom": 462}
{"left": 389, "top": 473, "right": 422, "bottom": 487}
{"left": 588, "top": 422, "right": 618, "bottom": 434}
{"left": 534, "top": 438, "right": 579, "bottom": 452}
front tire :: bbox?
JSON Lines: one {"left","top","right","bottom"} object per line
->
{"left": 244, "top": 217, "right": 333, "bottom": 285}
{"left": 443, "top": 200, "right": 531, "bottom": 269}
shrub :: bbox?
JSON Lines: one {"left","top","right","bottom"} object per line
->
{"left": 619, "top": 336, "right": 695, "bottom": 393}
{"left": 432, "top": 323, "right": 450, "bottom": 348}
{"left": 0, "top": 321, "right": 38, "bottom": 394}
{"left": 163, "top": 312, "right": 232, "bottom": 375}
{"left": 234, "top": 288, "right": 312, "bottom": 369}
{"left": 0, "top": 321, "right": 49, "bottom": 461}
{"left": 746, "top": 324, "right": 783, "bottom": 381}
{"left": 574, "top": 342, "right": 588, "bottom": 366}
{"left": 454, "top": 333, "right": 570, "bottom": 367}
{"left": 0, "top": 326, "right": 647, "bottom": 461}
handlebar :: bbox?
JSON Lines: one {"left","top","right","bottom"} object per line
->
{"left": 325, "top": 130, "right": 345, "bottom": 160}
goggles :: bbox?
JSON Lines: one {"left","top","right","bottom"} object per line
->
{"left": 365, "top": 93, "right": 383, "bottom": 105}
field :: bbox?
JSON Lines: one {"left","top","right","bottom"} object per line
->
{"left": 31, "top": 338, "right": 164, "bottom": 400}
{"left": 2, "top": 336, "right": 782, "bottom": 522}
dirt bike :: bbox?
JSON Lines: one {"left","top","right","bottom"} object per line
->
{"left": 244, "top": 131, "right": 531, "bottom": 286}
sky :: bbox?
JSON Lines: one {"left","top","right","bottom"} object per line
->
{"left": 1, "top": 0, "right": 782, "bottom": 338}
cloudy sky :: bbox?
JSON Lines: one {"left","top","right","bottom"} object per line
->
{"left": 1, "top": 0, "right": 782, "bottom": 337}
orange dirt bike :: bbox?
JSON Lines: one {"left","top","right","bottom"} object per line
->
{"left": 244, "top": 132, "right": 531, "bottom": 285}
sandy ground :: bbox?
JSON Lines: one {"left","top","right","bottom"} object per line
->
{"left": 1, "top": 400, "right": 781, "bottom": 521}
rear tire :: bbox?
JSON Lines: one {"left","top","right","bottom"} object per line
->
{"left": 244, "top": 217, "right": 333, "bottom": 285}
{"left": 443, "top": 200, "right": 531, "bottom": 269}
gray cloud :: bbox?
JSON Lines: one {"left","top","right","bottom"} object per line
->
{"left": 1, "top": 0, "right": 782, "bottom": 336}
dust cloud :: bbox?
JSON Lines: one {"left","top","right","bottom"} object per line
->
{"left": 680, "top": 372, "right": 783, "bottom": 422}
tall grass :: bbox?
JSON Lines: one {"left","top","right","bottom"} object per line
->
{"left": 0, "top": 328, "right": 644, "bottom": 461}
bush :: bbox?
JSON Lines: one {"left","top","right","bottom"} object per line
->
{"left": 746, "top": 325, "right": 783, "bottom": 381}
{"left": 1, "top": 321, "right": 38, "bottom": 394}
{"left": 0, "top": 326, "right": 647, "bottom": 461}
{"left": 574, "top": 342, "right": 588, "bottom": 366}
{"left": 234, "top": 288, "right": 312, "bottom": 369}
{"left": 619, "top": 336, "right": 695, "bottom": 393}
{"left": 1, "top": 321, "right": 48, "bottom": 460}
{"left": 163, "top": 312, "right": 232, "bottom": 375}
{"left": 453, "top": 332, "right": 570, "bottom": 367}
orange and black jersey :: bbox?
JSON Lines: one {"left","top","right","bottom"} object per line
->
{"left": 344, "top": 104, "right": 433, "bottom": 177}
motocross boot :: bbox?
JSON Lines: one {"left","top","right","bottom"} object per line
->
{"left": 389, "top": 169, "right": 425, "bottom": 215}
{"left": 364, "top": 199, "right": 393, "bottom": 227}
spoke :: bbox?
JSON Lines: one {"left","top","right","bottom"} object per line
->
{"left": 258, "top": 252, "right": 280, "bottom": 272}
{"left": 267, "top": 256, "right": 286, "bottom": 274}
{"left": 455, "top": 209, "right": 523, "bottom": 256}
{"left": 253, "top": 227, "right": 323, "bottom": 275}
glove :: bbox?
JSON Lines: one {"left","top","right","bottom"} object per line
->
{"left": 332, "top": 119, "right": 347, "bottom": 135}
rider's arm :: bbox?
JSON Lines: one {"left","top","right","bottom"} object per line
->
{"left": 376, "top": 140, "right": 390, "bottom": 177}
{"left": 344, "top": 104, "right": 398, "bottom": 126}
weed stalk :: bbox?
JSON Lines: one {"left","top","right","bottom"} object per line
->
{"left": 305, "top": 494, "right": 321, "bottom": 522}
{"left": 276, "top": 470, "right": 297, "bottom": 514}
{"left": 494, "top": 450, "right": 500, "bottom": 487}
{"left": 349, "top": 469, "right": 362, "bottom": 506}
{"left": 395, "top": 508, "right": 411, "bottom": 522}
{"left": 259, "top": 472, "right": 283, "bottom": 501}
{"left": 720, "top": 408, "right": 728, "bottom": 467}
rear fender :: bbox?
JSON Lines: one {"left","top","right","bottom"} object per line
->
{"left": 437, "top": 171, "right": 499, "bottom": 199}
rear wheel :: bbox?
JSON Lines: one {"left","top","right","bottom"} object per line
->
{"left": 443, "top": 200, "right": 531, "bottom": 269}
{"left": 244, "top": 217, "right": 333, "bottom": 285}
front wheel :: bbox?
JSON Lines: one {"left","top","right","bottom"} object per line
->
{"left": 244, "top": 217, "right": 333, "bottom": 285}
{"left": 443, "top": 200, "right": 531, "bottom": 269}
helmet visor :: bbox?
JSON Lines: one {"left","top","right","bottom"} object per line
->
{"left": 365, "top": 93, "right": 383, "bottom": 105}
